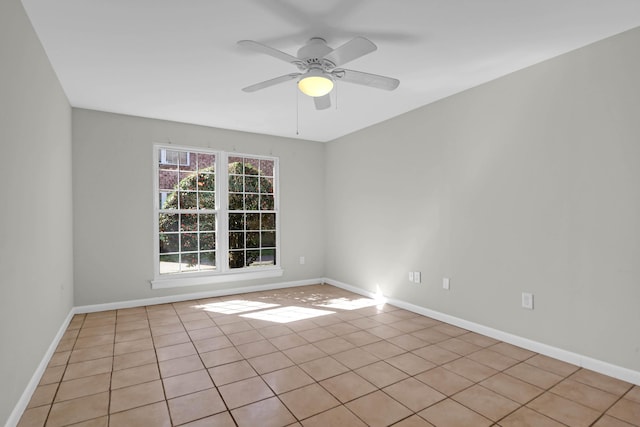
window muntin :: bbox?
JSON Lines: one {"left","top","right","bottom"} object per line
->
{"left": 154, "top": 146, "right": 278, "bottom": 279}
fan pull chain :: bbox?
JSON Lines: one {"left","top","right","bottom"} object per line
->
{"left": 296, "top": 84, "right": 300, "bottom": 135}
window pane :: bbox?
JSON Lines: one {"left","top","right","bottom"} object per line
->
{"left": 246, "top": 213, "right": 260, "bottom": 230}
{"left": 229, "top": 193, "right": 243, "bottom": 210}
{"left": 229, "top": 251, "right": 245, "bottom": 269}
{"left": 261, "top": 213, "right": 275, "bottom": 230}
{"left": 245, "top": 194, "right": 259, "bottom": 210}
{"left": 199, "top": 214, "right": 216, "bottom": 231}
{"left": 259, "top": 159, "right": 274, "bottom": 177}
{"left": 198, "top": 173, "right": 215, "bottom": 192}
{"left": 229, "top": 175, "right": 243, "bottom": 192}
{"left": 181, "top": 233, "right": 198, "bottom": 252}
{"left": 200, "top": 233, "right": 216, "bottom": 251}
{"left": 179, "top": 191, "right": 197, "bottom": 209}
{"left": 159, "top": 233, "right": 178, "bottom": 253}
{"left": 229, "top": 232, "right": 244, "bottom": 249}
{"left": 198, "top": 153, "right": 215, "bottom": 170}
{"left": 179, "top": 171, "right": 197, "bottom": 189}
{"left": 246, "top": 232, "right": 260, "bottom": 249}
{"left": 159, "top": 213, "right": 179, "bottom": 232}
{"left": 261, "top": 231, "right": 276, "bottom": 247}
{"left": 182, "top": 253, "right": 198, "bottom": 271}
{"left": 229, "top": 213, "right": 244, "bottom": 230}
{"left": 159, "top": 170, "right": 178, "bottom": 190}
{"left": 159, "top": 192, "right": 173, "bottom": 209}
{"left": 244, "top": 158, "right": 259, "bottom": 175}
{"left": 260, "top": 177, "right": 274, "bottom": 194}
{"left": 247, "top": 250, "right": 260, "bottom": 266}
{"left": 260, "top": 195, "right": 274, "bottom": 210}
{"left": 245, "top": 176, "right": 259, "bottom": 193}
{"left": 180, "top": 214, "right": 198, "bottom": 231}
{"left": 228, "top": 157, "right": 244, "bottom": 174}
{"left": 200, "top": 251, "right": 216, "bottom": 269}
{"left": 163, "top": 192, "right": 179, "bottom": 210}
{"left": 160, "top": 254, "right": 180, "bottom": 274}
{"left": 261, "top": 249, "right": 275, "bottom": 265}
{"left": 179, "top": 152, "right": 189, "bottom": 165}
{"left": 161, "top": 150, "right": 181, "bottom": 166}
{"left": 199, "top": 192, "right": 215, "bottom": 209}
{"left": 159, "top": 153, "right": 178, "bottom": 169}
{"left": 180, "top": 152, "right": 196, "bottom": 171}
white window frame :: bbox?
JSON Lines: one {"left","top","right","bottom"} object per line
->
{"left": 151, "top": 144, "right": 282, "bottom": 289}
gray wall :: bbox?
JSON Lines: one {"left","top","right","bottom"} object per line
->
{"left": 325, "top": 27, "right": 640, "bottom": 372}
{"left": 72, "top": 109, "right": 325, "bottom": 305}
{"left": 0, "top": 0, "right": 74, "bottom": 424}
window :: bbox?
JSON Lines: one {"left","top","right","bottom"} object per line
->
{"left": 227, "top": 155, "right": 277, "bottom": 269}
{"left": 153, "top": 146, "right": 280, "bottom": 288}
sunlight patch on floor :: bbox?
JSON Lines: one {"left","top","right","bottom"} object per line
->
{"left": 241, "top": 306, "right": 335, "bottom": 323}
{"left": 196, "top": 300, "right": 279, "bottom": 314}
{"left": 315, "top": 297, "right": 380, "bottom": 311}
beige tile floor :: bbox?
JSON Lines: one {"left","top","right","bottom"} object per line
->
{"left": 18, "top": 284, "right": 640, "bottom": 427}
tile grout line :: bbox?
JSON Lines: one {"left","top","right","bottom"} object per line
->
{"left": 179, "top": 300, "right": 238, "bottom": 427}
{"left": 44, "top": 314, "right": 84, "bottom": 427}
{"left": 153, "top": 303, "right": 177, "bottom": 427}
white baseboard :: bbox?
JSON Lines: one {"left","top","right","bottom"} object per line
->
{"left": 75, "top": 278, "right": 323, "bottom": 313}
{"left": 4, "top": 309, "right": 75, "bottom": 427}
{"left": 323, "top": 277, "right": 640, "bottom": 386}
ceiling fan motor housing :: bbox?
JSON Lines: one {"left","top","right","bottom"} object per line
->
{"left": 297, "top": 38, "right": 336, "bottom": 72}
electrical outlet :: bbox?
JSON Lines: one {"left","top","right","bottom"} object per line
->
{"left": 443, "top": 277, "right": 450, "bottom": 290}
{"left": 414, "top": 272, "right": 421, "bottom": 283}
{"left": 522, "top": 292, "right": 534, "bottom": 310}
{"left": 299, "top": 256, "right": 305, "bottom": 265}
{"left": 408, "top": 272, "right": 414, "bottom": 282}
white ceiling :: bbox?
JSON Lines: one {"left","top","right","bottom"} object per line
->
{"left": 20, "top": 0, "right": 640, "bottom": 142}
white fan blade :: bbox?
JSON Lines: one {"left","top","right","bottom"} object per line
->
{"left": 242, "top": 73, "right": 300, "bottom": 92}
{"left": 314, "top": 94, "right": 331, "bottom": 110}
{"left": 335, "top": 69, "right": 400, "bottom": 91}
{"left": 323, "top": 36, "right": 377, "bottom": 67}
{"left": 238, "top": 40, "right": 301, "bottom": 64}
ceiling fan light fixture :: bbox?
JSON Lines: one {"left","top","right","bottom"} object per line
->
{"left": 298, "top": 71, "right": 334, "bottom": 97}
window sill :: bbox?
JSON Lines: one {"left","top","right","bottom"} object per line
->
{"left": 150, "top": 268, "right": 284, "bottom": 290}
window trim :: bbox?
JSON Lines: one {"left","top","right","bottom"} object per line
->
{"left": 151, "top": 267, "right": 284, "bottom": 289}
{"left": 151, "top": 144, "right": 282, "bottom": 289}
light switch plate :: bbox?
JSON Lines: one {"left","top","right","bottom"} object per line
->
{"left": 522, "top": 292, "right": 534, "bottom": 310}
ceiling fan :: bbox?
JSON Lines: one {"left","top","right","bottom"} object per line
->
{"left": 238, "top": 36, "right": 400, "bottom": 110}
